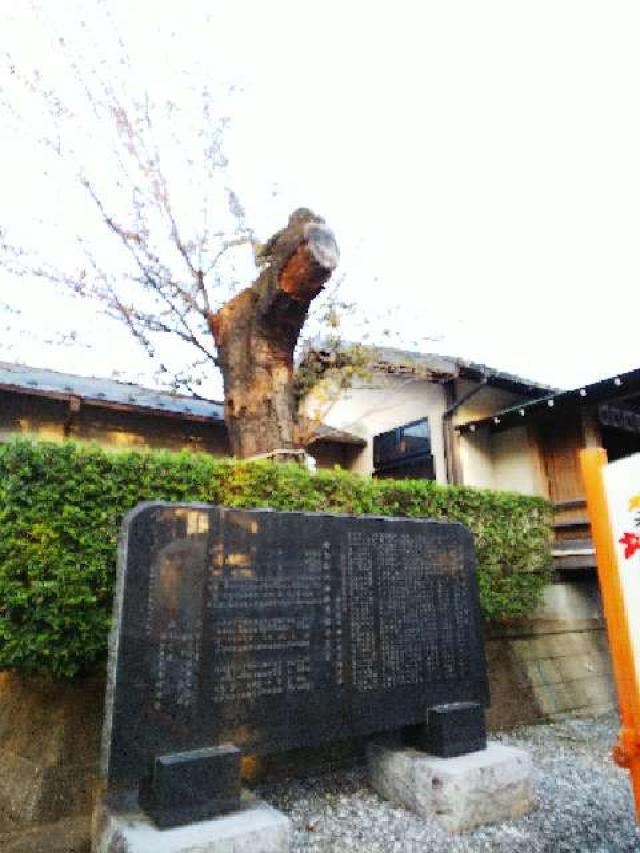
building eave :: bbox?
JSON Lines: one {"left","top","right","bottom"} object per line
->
{"left": 0, "top": 380, "right": 224, "bottom": 426}
{"left": 0, "top": 362, "right": 366, "bottom": 448}
{"left": 456, "top": 367, "right": 640, "bottom": 435}
{"left": 302, "top": 344, "right": 556, "bottom": 398}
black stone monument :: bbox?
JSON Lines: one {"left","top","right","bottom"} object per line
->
{"left": 102, "top": 503, "right": 489, "bottom": 826}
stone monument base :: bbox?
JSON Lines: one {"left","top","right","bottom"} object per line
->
{"left": 92, "top": 790, "right": 290, "bottom": 853}
{"left": 367, "top": 741, "right": 534, "bottom": 834}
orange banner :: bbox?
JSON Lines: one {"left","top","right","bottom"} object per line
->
{"left": 580, "top": 448, "right": 640, "bottom": 819}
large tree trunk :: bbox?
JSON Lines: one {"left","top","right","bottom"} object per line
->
{"left": 210, "top": 209, "right": 339, "bottom": 458}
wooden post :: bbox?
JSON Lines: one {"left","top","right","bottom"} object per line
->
{"left": 580, "top": 448, "right": 640, "bottom": 819}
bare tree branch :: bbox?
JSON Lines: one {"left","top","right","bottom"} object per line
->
{"left": 0, "top": 3, "right": 345, "bottom": 458}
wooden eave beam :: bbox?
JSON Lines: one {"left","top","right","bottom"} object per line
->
{"left": 0, "top": 384, "right": 224, "bottom": 427}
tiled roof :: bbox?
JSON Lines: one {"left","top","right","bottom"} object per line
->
{"left": 307, "top": 423, "right": 366, "bottom": 447}
{"left": 303, "top": 343, "right": 557, "bottom": 397}
{"left": 366, "top": 346, "right": 558, "bottom": 395}
{"left": 0, "top": 361, "right": 365, "bottom": 447}
{"left": 0, "top": 361, "right": 224, "bottom": 422}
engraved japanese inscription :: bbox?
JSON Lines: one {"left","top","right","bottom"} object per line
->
{"left": 102, "top": 504, "right": 488, "bottom": 788}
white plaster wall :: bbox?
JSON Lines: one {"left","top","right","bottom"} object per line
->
{"left": 459, "top": 425, "right": 546, "bottom": 497}
{"left": 454, "top": 383, "right": 537, "bottom": 492}
{"left": 302, "top": 375, "right": 448, "bottom": 481}
{"left": 491, "top": 427, "right": 546, "bottom": 497}
{"left": 458, "top": 430, "right": 494, "bottom": 490}
{"left": 303, "top": 372, "right": 547, "bottom": 491}
{"left": 453, "top": 381, "right": 524, "bottom": 425}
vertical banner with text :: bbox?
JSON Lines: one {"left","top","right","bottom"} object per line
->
{"left": 581, "top": 449, "right": 640, "bottom": 820}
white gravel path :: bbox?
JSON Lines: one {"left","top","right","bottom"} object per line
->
{"left": 257, "top": 713, "right": 640, "bottom": 852}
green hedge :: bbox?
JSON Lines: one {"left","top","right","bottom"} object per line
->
{"left": 0, "top": 440, "right": 552, "bottom": 678}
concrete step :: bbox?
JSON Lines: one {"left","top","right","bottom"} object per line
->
{"left": 552, "top": 498, "right": 586, "bottom": 511}
{"left": 552, "top": 517, "right": 590, "bottom": 530}
{"left": 552, "top": 538, "right": 594, "bottom": 552}
{"left": 553, "top": 553, "right": 598, "bottom": 571}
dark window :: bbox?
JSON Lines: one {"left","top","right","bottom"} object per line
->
{"left": 373, "top": 418, "right": 434, "bottom": 480}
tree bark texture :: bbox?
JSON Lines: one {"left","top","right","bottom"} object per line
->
{"left": 210, "top": 209, "right": 339, "bottom": 458}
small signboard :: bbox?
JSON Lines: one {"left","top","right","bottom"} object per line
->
{"left": 581, "top": 449, "right": 640, "bottom": 819}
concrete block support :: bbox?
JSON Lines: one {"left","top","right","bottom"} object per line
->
{"left": 92, "top": 790, "right": 291, "bottom": 853}
{"left": 367, "top": 741, "right": 534, "bottom": 834}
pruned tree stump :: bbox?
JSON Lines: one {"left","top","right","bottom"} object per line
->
{"left": 211, "top": 209, "right": 339, "bottom": 459}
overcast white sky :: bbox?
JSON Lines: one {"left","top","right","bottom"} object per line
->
{"left": 1, "top": 1, "right": 639, "bottom": 398}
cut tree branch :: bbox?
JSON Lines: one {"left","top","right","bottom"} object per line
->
{"left": 210, "top": 208, "right": 339, "bottom": 458}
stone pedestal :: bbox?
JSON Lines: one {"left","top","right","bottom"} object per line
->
{"left": 92, "top": 790, "right": 291, "bottom": 853}
{"left": 367, "top": 741, "right": 534, "bottom": 834}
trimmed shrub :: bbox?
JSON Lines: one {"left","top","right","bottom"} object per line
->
{"left": 0, "top": 440, "right": 552, "bottom": 677}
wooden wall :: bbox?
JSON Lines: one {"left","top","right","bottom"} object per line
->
{"left": 0, "top": 391, "right": 230, "bottom": 456}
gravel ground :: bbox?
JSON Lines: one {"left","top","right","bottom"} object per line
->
{"left": 257, "top": 713, "right": 640, "bottom": 852}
